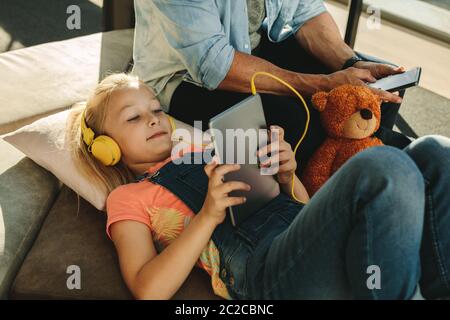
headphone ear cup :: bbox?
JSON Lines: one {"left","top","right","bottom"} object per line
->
{"left": 91, "top": 135, "right": 122, "bottom": 166}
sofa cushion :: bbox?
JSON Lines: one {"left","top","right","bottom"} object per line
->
{"left": 0, "top": 29, "right": 134, "bottom": 135}
{"left": 2, "top": 109, "right": 108, "bottom": 211}
{"left": 0, "top": 136, "right": 25, "bottom": 175}
{"left": 10, "top": 185, "right": 221, "bottom": 300}
{"left": 0, "top": 155, "right": 60, "bottom": 299}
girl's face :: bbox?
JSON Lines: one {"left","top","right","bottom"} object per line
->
{"left": 103, "top": 82, "right": 173, "bottom": 175}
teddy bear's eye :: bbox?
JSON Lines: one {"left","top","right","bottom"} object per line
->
{"left": 360, "top": 109, "right": 373, "bottom": 120}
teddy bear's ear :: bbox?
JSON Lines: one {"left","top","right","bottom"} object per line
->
{"left": 311, "top": 91, "right": 329, "bottom": 112}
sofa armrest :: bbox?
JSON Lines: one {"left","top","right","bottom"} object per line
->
{"left": 0, "top": 155, "right": 60, "bottom": 299}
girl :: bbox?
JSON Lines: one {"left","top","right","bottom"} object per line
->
{"left": 66, "top": 73, "right": 450, "bottom": 300}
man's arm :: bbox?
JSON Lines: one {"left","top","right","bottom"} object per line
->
{"left": 217, "top": 49, "right": 380, "bottom": 98}
{"left": 217, "top": 51, "right": 325, "bottom": 97}
{"left": 295, "top": 11, "right": 354, "bottom": 71}
{"left": 295, "top": 11, "right": 404, "bottom": 102}
{"left": 214, "top": 6, "right": 401, "bottom": 102}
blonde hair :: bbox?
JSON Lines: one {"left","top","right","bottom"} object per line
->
{"left": 66, "top": 73, "right": 148, "bottom": 208}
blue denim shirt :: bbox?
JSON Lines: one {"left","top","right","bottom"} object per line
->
{"left": 132, "top": 0, "right": 327, "bottom": 110}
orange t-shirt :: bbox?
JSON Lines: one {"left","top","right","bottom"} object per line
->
{"left": 106, "top": 144, "right": 231, "bottom": 299}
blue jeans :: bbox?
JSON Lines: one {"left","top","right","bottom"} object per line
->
{"left": 242, "top": 135, "right": 450, "bottom": 300}
{"left": 142, "top": 135, "right": 450, "bottom": 300}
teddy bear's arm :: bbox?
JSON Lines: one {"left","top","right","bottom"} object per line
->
{"left": 301, "top": 139, "right": 339, "bottom": 196}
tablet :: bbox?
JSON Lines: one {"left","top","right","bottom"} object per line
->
{"left": 368, "top": 67, "right": 421, "bottom": 92}
{"left": 208, "top": 94, "right": 280, "bottom": 228}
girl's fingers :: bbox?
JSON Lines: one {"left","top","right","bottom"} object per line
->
{"left": 257, "top": 141, "right": 282, "bottom": 158}
{"left": 259, "top": 165, "right": 279, "bottom": 175}
{"left": 218, "top": 181, "right": 251, "bottom": 194}
{"left": 204, "top": 159, "right": 219, "bottom": 178}
{"left": 280, "top": 161, "right": 297, "bottom": 173}
{"left": 262, "top": 160, "right": 296, "bottom": 173}
{"left": 210, "top": 164, "right": 241, "bottom": 185}
{"left": 260, "top": 149, "right": 292, "bottom": 166}
{"left": 270, "top": 125, "right": 284, "bottom": 141}
{"left": 277, "top": 150, "right": 291, "bottom": 162}
{"left": 224, "top": 196, "right": 247, "bottom": 207}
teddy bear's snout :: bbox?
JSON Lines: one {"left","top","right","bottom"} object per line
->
{"left": 360, "top": 108, "right": 373, "bottom": 120}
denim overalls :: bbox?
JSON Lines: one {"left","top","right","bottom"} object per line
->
{"left": 135, "top": 151, "right": 305, "bottom": 299}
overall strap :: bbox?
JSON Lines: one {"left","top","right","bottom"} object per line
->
{"left": 135, "top": 151, "right": 210, "bottom": 214}
{"left": 135, "top": 152, "right": 236, "bottom": 245}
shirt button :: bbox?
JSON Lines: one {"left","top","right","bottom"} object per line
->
{"left": 221, "top": 269, "right": 227, "bottom": 278}
{"left": 244, "top": 44, "right": 249, "bottom": 49}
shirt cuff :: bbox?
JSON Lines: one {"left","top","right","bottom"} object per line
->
{"left": 199, "top": 36, "right": 236, "bottom": 90}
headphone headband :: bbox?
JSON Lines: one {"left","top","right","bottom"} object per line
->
{"left": 80, "top": 109, "right": 95, "bottom": 148}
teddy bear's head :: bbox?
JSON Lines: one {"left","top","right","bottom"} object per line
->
{"left": 311, "top": 85, "right": 381, "bottom": 139}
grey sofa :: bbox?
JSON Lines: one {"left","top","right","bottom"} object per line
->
{"left": 0, "top": 29, "right": 220, "bottom": 300}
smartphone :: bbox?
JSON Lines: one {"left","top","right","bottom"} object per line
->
{"left": 368, "top": 67, "right": 422, "bottom": 92}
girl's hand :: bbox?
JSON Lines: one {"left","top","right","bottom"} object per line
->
{"left": 200, "top": 157, "right": 251, "bottom": 226}
{"left": 257, "top": 125, "right": 297, "bottom": 185}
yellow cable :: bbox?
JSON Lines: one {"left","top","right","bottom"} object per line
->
{"left": 250, "top": 72, "right": 310, "bottom": 205}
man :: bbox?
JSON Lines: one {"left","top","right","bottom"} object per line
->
{"left": 132, "top": 0, "right": 411, "bottom": 174}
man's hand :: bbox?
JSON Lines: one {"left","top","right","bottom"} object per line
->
{"left": 323, "top": 66, "right": 403, "bottom": 104}
{"left": 353, "top": 61, "right": 405, "bottom": 104}
{"left": 324, "top": 67, "right": 376, "bottom": 88}
{"left": 353, "top": 61, "right": 405, "bottom": 80}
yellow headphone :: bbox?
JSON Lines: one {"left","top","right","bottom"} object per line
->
{"left": 80, "top": 109, "right": 122, "bottom": 166}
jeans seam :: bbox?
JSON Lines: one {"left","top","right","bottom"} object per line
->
{"left": 225, "top": 242, "right": 249, "bottom": 297}
{"left": 366, "top": 206, "right": 377, "bottom": 299}
{"left": 350, "top": 188, "right": 377, "bottom": 299}
{"left": 425, "top": 178, "right": 450, "bottom": 292}
{"left": 262, "top": 202, "right": 351, "bottom": 298}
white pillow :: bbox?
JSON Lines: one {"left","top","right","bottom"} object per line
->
{"left": 1, "top": 109, "right": 211, "bottom": 211}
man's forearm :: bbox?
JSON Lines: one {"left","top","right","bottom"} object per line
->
{"left": 295, "top": 12, "right": 355, "bottom": 71}
{"left": 217, "top": 51, "right": 325, "bottom": 97}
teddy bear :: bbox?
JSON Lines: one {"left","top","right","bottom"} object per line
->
{"left": 301, "top": 84, "right": 384, "bottom": 196}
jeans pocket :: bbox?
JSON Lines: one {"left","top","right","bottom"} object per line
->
{"left": 222, "top": 241, "right": 252, "bottom": 298}
{"left": 276, "top": 198, "right": 305, "bottom": 225}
